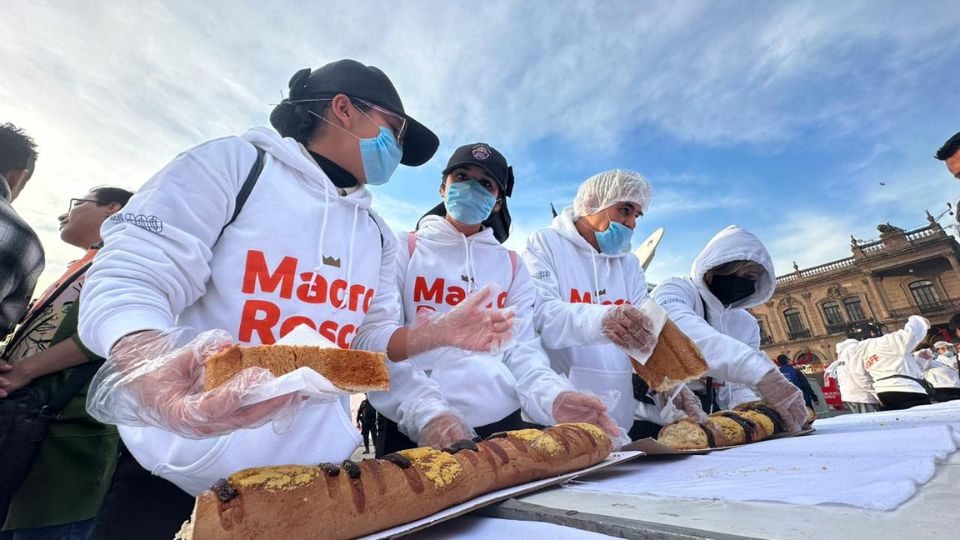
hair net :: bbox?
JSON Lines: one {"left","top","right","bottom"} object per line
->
{"left": 934, "top": 341, "right": 953, "bottom": 349}
{"left": 573, "top": 169, "right": 652, "bottom": 218}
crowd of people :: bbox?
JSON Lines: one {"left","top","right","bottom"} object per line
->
{"left": 1, "top": 59, "right": 959, "bottom": 540}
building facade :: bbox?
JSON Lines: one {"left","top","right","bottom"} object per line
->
{"left": 749, "top": 215, "right": 960, "bottom": 382}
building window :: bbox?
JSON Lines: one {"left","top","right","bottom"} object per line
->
{"left": 821, "top": 301, "right": 844, "bottom": 326}
{"left": 784, "top": 308, "right": 810, "bottom": 339}
{"left": 757, "top": 317, "right": 772, "bottom": 345}
{"left": 909, "top": 280, "right": 940, "bottom": 310}
{"left": 843, "top": 296, "right": 865, "bottom": 322}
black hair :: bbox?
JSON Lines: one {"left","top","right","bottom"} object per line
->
{"left": 949, "top": 313, "right": 960, "bottom": 336}
{"left": 935, "top": 131, "right": 960, "bottom": 161}
{"left": 91, "top": 186, "right": 134, "bottom": 208}
{"left": 775, "top": 354, "right": 790, "bottom": 366}
{"left": 0, "top": 123, "right": 38, "bottom": 174}
{"left": 269, "top": 97, "right": 371, "bottom": 145}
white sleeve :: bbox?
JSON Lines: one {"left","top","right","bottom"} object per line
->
{"left": 521, "top": 232, "right": 610, "bottom": 349}
{"left": 351, "top": 215, "right": 403, "bottom": 353}
{"left": 652, "top": 279, "right": 773, "bottom": 386}
{"left": 868, "top": 316, "right": 930, "bottom": 361}
{"left": 502, "top": 262, "right": 575, "bottom": 426}
{"left": 365, "top": 231, "right": 450, "bottom": 442}
{"left": 79, "top": 139, "right": 256, "bottom": 357}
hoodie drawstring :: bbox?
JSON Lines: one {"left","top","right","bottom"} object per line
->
{"left": 315, "top": 184, "right": 331, "bottom": 274}
{"left": 589, "top": 249, "right": 600, "bottom": 305}
{"left": 461, "top": 234, "right": 478, "bottom": 293}
{"left": 335, "top": 204, "right": 360, "bottom": 312}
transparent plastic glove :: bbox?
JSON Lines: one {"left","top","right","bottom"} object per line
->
{"left": 418, "top": 412, "right": 476, "bottom": 449}
{"left": 755, "top": 369, "right": 807, "bottom": 432}
{"left": 915, "top": 349, "right": 935, "bottom": 362}
{"left": 87, "top": 328, "right": 301, "bottom": 439}
{"left": 655, "top": 384, "right": 708, "bottom": 424}
{"left": 552, "top": 391, "right": 622, "bottom": 441}
{"left": 601, "top": 303, "right": 656, "bottom": 357}
{"left": 410, "top": 284, "right": 517, "bottom": 355}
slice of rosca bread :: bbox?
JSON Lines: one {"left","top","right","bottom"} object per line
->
{"left": 630, "top": 319, "right": 708, "bottom": 392}
{"left": 203, "top": 344, "right": 389, "bottom": 392}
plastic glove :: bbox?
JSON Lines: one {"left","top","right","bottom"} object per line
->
{"left": 87, "top": 328, "right": 301, "bottom": 439}
{"left": 601, "top": 304, "right": 656, "bottom": 357}
{"left": 915, "top": 349, "right": 935, "bottom": 361}
{"left": 418, "top": 412, "right": 476, "bottom": 449}
{"left": 552, "top": 391, "right": 621, "bottom": 439}
{"left": 410, "top": 284, "right": 517, "bottom": 355}
{"left": 755, "top": 369, "right": 807, "bottom": 432}
{"left": 655, "top": 384, "right": 708, "bottom": 424}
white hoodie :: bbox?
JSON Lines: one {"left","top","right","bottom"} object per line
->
{"left": 859, "top": 316, "right": 929, "bottom": 395}
{"left": 522, "top": 207, "right": 649, "bottom": 431}
{"left": 369, "top": 216, "right": 572, "bottom": 440}
{"left": 833, "top": 339, "right": 880, "bottom": 404}
{"left": 923, "top": 358, "right": 960, "bottom": 389}
{"left": 651, "top": 226, "right": 777, "bottom": 394}
{"left": 79, "top": 127, "right": 402, "bottom": 494}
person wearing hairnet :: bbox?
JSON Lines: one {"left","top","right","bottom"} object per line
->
{"left": 652, "top": 226, "right": 808, "bottom": 432}
{"left": 74, "top": 61, "right": 517, "bottom": 534}
{"left": 524, "top": 169, "right": 706, "bottom": 441}
{"left": 933, "top": 340, "right": 959, "bottom": 371}
{"left": 369, "top": 144, "right": 618, "bottom": 455}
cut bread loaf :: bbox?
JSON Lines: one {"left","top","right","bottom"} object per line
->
{"left": 178, "top": 423, "right": 612, "bottom": 539}
{"left": 656, "top": 402, "right": 814, "bottom": 450}
{"left": 203, "top": 344, "right": 389, "bottom": 392}
{"left": 631, "top": 319, "right": 708, "bottom": 392}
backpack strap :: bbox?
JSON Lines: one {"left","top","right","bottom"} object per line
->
{"left": 217, "top": 145, "right": 266, "bottom": 242}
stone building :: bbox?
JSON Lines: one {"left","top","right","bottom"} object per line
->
{"left": 748, "top": 214, "right": 960, "bottom": 382}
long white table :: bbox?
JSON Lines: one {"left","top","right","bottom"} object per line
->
{"left": 408, "top": 401, "right": 960, "bottom": 539}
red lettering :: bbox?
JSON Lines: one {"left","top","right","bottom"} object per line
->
{"left": 296, "top": 272, "right": 328, "bottom": 304}
{"left": 238, "top": 299, "right": 280, "bottom": 344}
{"left": 330, "top": 279, "right": 347, "bottom": 308}
{"left": 318, "top": 320, "right": 338, "bottom": 343}
{"left": 348, "top": 284, "right": 366, "bottom": 311}
{"left": 338, "top": 324, "right": 357, "bottom": 349}
{"left": 446, "top": 286, "right": 466, "bottom": 305}
{"left": 413, "top": 276, "right": 444, "bottom": 303}
{"left": 242, "top": 250, "right": 297, "bottom": 299}
{"left": 362, "top": 289, "right": 375, "bottom": 313}
{"left": 570, "top": 289, "right": 592, "bottom": 304}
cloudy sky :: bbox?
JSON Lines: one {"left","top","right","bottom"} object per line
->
{"left": 3, "top": 0, "right": 959, "bottom": 292}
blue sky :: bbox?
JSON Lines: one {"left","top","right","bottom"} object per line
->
{"left": 3, "top": 0, "right": 959, "bottom": 291}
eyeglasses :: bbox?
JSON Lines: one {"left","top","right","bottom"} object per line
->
{"left": 355, "top": 99, "right": 407, "bottom": 146}
{"left": 285, "top": 97, "right": 408, "bottom": 146}
{"left": 68, "top": 198, "right": 100, "bottom": 213}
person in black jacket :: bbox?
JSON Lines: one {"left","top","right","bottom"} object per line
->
{"left": 356, "top": 398, "right": 377, "bottom": 454}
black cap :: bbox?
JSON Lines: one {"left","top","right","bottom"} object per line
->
{"left": 846, "top": 321, "right": 883, "bottom": 341}
{"left": 285, "top": 59, "right": 439, "bottom": 166}
{"left": 442, "top": 143, "right": 514, "bottom": 197}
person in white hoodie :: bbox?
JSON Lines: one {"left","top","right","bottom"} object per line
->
{"left": 916, "top": 345, "right": 960, "bottom": 402}
{"left": 524, "top": 170, "right": 706, "bottom": 441}
{"left": 830, "top": 331, "right": 881, "bottom": 414}
{"left": 843, "top": 319, "right": 932, "bottom": 410}
{"left": 76, "top": 60, "right": 517, "bottom": 536}
{"left": 652, "top": 226, "right": 808, "bottom": 432}
{"left": 370, "top": 143, "right": 618, "bottom": 455}
{"left": 933, "top": 340, "right": 959, "bottom": 371}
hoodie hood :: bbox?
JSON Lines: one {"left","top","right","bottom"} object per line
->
{"left": 241, "top": 127, "right": 373, "bottom": 211}
{"left": 836, "top": 338, "right": 859, "bottom": 357}
{"left": 692, "top": 225, "right": 776, "bottom": 310}
{"left": 551, "top": 207, "right": 634, "bottom": 259}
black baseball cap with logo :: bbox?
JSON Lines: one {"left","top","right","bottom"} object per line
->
{"left": 442, "top": 143, "right": 514, "bottom": 196}
{"left": 274, "top": 59, "right": 439, "bottom": 166}
{"left": 419, "top": 142, "right": 514, "bottom": 243}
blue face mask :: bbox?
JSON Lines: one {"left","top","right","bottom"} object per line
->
{"left": 595, "top": 221, "right": 633, "bottom": 253}
{"left": 310, "top": 109, "right": 402, "bottom": 186}
{"left": 445, "top": 180, "right": 497, "bottom": 225}
{"left": 358, "top": 126, "right": 402, "bottom": 185}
